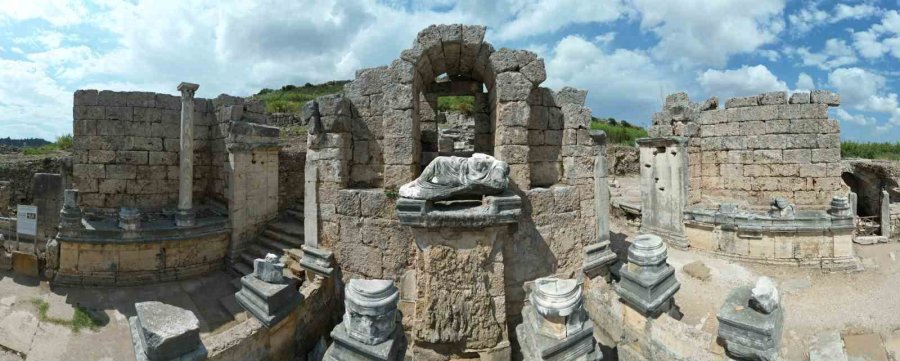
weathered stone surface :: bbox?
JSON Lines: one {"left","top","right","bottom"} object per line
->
{"left": 399, "top": 154, "right": 509, "bottom": 200}
{"left": 717, "top": 283, "right": 784, "bottom": 361}
{"left": 700, "top": 96, "right": 719, "bottom": 111}
{"left": 789, "top": 92, "right": 810, "bottom": 104}
{"left": 554, "top": 87, "right": 587, "bottom": 107}
{"left": 758, "top": 91, "right": 787, "bottom": 105}
{"left": 131, "top": 301, "right": 205, "bottom": 361}
{"left": 496, "top": 72, "right": 533, "bottom": 101}
{"left": 520, "top": 58, "right": 546, "bottom": 86}
{"left": 811, "top": 90, "right": 840, "bottom": 105}
{"left": 344, "top": 279, "right": 399, "bottom": 345}
{"left": 253, "top": 253, "right": 284, "bottom": 283}
{"left": 808, "top": 331, "right": 847, "bottom": 361}
{"left": 725, "top": 96, "right": 759, "bottom": 108}
{"left": 750, "top": 276, "right": 779, "bottom": 314}
{"left": 616, "top": 234, "right": 681, "bottom": 317}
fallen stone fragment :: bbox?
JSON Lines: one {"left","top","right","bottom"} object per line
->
{"left": 683, "top": 261, "right": 711, "bottom": 281}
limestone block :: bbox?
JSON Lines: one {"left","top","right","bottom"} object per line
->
{"left": 700, "top": 96, "right": 719, "bottom": 110}
{"left": 758, "top": 91, "right": 787, "bottom": 105}
{"left": 789, "top": 92, "right": 810, "bottom": 104}
{"left": 782, "top": 149, "right": 811, "bottom": 164}
{"left": 725, "top": 96, "right": 759, "bottom": 108}
{"left": 497, "top": 72, "right": 533, "bottom": 102}
{"left": 717, "top": 283, "right": 783, "bottom": 361}
{"left": 98, "top": 90, "right": 127, "bottom": 106}
{"left": 810, "top": 90, "right": 840, "bottom": 106}
{"left": 562, "top": 104, "right": 591, "bottom": 129}
{"left": 130, "top": 301, "right": 205, "bottom": 361}
{"left": 520, "top": 58, "right": 546, "bottom": 86}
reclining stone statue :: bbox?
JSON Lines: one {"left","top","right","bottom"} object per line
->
{"left": 399, "top": 153, "right": 510, "bottom": 200}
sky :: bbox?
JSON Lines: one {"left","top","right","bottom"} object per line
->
{"left": 0, "top": 0, "right": 899, "bottom": 142}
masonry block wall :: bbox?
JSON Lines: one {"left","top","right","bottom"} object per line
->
{"left": 650, "top": 91, "right": 843, "bottom": 209}
{"left": 71, "top": 90, "right": 222, "bottom": 210}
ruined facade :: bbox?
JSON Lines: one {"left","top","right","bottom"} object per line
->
{"left": 644, "top": 91, "right": 857, "bottom": 270}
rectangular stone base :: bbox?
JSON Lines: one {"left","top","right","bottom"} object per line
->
{"left": 129, "top": 317, "right": 207, "bottom": 361}
{"left": 517, "top": 306, "right": 599, "bottom": 361}
{"left": 235, "top": 275, "right": 302, "bottom": 328}
{"left": 324, "top": 322, "right": 404, "bottom": 361}
{"left": 717, "top": 287, "right": 783, "bottom": 360}
{"left": 616, "top": 265, "right": 680, "bottom": 317}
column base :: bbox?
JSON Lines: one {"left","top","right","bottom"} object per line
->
{"left": 175, "top": 209, "right": 195, "bottom": 227}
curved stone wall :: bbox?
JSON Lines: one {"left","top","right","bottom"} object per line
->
{"left": 683, "top": 207, "right": 857, "bottom": 270}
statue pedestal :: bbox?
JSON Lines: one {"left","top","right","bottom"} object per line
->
{"left": 398, "top": 193, "right": 522, "bottom": 360}
{"left": 235, "top": 275, "right": 302, "bottom": 328}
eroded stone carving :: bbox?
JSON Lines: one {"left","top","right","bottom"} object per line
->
{"left": 253, "top": 253, "right": 284, "bottom": 284}
{"left": 398, "top": 153, "right": 509, "bottom": 200}
{"left": 768, "top": 197, "right": 795, "bottom": 218}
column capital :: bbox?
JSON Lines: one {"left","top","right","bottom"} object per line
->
{"left": 177, "top": 82, "right": 199, "bottom": 98}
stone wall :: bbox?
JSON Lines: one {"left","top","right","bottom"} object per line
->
{"left": 608, "top": 145, "right": 639, "bottom": 176}
{"left": 278, "top": 143, "right": 306, "bottom": 210}
{"left": 71, "top": 90, "right": 226, "bottom": 210}
{"left": 55, "top": 231, "right": 228, "bottom": 286}
{"left": 651, "top": 91, "right": 843, "bottom": 210}
{"left": 305, "top": 24, "right": 606, "bottom": 340}
{"left": 0, "top": 154, "right": 65, "bottom": 211}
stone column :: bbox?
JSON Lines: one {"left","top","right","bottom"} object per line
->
{"left": 883, "top": 189, "right": 893, "bottom": 238}
{"left": 176, "top": 82, "right": 199, "bottom": 227}
{"left": 584, "top": 130, "right": 616, "bottom": 279}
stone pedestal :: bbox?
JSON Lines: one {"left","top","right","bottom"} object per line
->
{"left": 118, "top": 207, "right": 141, "bottom": 231}
{"left": 176, "top": 82, "right": 199, "bottom": 227}
{"left": 324, "top": 279, "right": 403, "bottom": 361}
{"left": 615, "top": 234, "right": 680, "bottom": 318}
{"left": 516, "top": 278, "right": 601, "bottom": 361}
{"left": 129, "top": 301, "right": 206, "bottom": 361}
{"left": 397, "top": 193, "right": 521, "bottom": 360}
{"left": 717, "top": 277, "right": 784, "bottom": 361}
{"left": 299, "top": 245, "right": 334, "bottom": 279}
{"left": 235, "top": 255, "right": 301, "bottom": 328}
{"left": 58, "top": 189, "right": 83, "bottom": 237}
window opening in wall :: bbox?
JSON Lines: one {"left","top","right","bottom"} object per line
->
{"left": 436, "top": 95, "right": 477, "bottom": 158}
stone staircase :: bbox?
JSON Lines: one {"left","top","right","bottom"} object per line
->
{"left": 230, "top": 205, "right": 304, "bottom": 277}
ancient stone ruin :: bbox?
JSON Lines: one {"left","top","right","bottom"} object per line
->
{"left": 0, "top": 22, "right": 899, "bottom": 360}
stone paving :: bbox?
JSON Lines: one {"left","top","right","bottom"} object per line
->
{"left": 0, "top": 270, "right": 241, "bottom": 361}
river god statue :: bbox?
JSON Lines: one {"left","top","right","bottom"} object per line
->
{"left": 399, "top": 153, "right": 510, "bottom": 200}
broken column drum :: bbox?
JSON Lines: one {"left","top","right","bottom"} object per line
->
{"left": 615, "top": 234, "right": 681, "bottom": 317}
{"left": 397, "top": 155, "right": 522, "bottom": 360}
{"left": 516, "top": 277, "right": 601, "bottom": 361}
{"left": 324, "top": 279, "right": 404, "bottom": 361}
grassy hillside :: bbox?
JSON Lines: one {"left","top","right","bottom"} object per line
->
{"left": 252, "top": 81, "right": 349, "bottom": 113}
{"left": 590, "top": 118, "right": 648, "bottom": 145}
{"left": 841, "top": 141, "right": 900, "bottom": 161}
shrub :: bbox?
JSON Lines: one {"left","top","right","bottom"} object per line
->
{"left": 841, "top": 141, "right": 900, "bottom": 160}
{"left": 56, "top": 134, "right": 73, "bottom": 150}
{"left": 589, "top": 118, "right": 648, "bottom": 145}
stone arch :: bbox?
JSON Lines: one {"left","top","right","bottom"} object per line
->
{"left": 379, "top": 24, "right": 547, "bottom": 189}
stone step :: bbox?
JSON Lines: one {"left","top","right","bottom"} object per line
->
{"left": 259, "top": 235, "right": 296, "bottom": 255}
{"left": 250, "top": 242, "right": 283, "bottom": 259}
{"left": 239, "top": 252, "right": 256, "bottom": 268}
{"left": 285, "top": 209, "right": 304, "bottom": 221}
{"left": 232, "top": 262, "right": 252, "bottom": 276}
{"left": 263, "top": 229, "right": 303, "bottom": 248}
{"left": 268, "top": 221, "right": 304, "bottom": 239}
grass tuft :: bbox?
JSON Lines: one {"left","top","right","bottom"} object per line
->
{"left": 252, "top": 82, "right": 349, "bottom": 114}
{"left": 31, "top": 298, "right": 104, "bottom": 333}
{"left": 589, "top": 118, "right": 648, "bottom": 145}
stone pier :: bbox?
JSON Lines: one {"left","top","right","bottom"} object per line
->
{"left": 615, "top": 234, "right": 681, "bottom": 318}
{"left": 324, "top": 279, "right": 404, "bottom": 361}
{"left": 516, "top": 277, "right": 600, "bottom": 360}
{"left": 176, "top": 82, "right": 199, "bottom": 227}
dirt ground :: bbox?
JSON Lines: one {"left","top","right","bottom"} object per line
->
{"left": 609, "top": 182, "right": 900, "bottom": 360}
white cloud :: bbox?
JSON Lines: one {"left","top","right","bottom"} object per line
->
{"left": 828, "top": 67, "right": 900, "bottom": 126}
{"left": 0, "top": 0, "right": 87, "bottom": 26}
{"left": 631, "top": 0, "right": 785, "bottom": 67}
{"left": 784, "top": 38, "right": 857, "bottom": 70}
{"left": 697, "top": 65, "right": 788, "bottom": 98}
{"left": 835, "top": 108, "right": 875, "bottom": 126}
{"left": 544, "top": 35, "right": 680, "bottom": 123}
{"left": 851, "top": 10, "right": 900, "bottom": 59}
{"left": 796, "top": 72, "right": 815, "bottom": 90}
{"left": 0, "top": 59, "right": 71, "bottom": 139}
{"left": 790, "top": 2, "right": 882, "bottom": 34}
{"left": 494, "top": 0, "right": 629, "bottom": 41}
